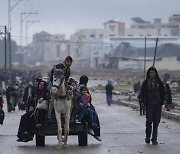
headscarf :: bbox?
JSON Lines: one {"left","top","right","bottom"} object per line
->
{"left": 107, "top": 80, "right": 113, "bottom": 85}
{"left": 35, "top": 80, "right": 47, "bottom": 100}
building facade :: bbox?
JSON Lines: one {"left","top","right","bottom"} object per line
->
{"left": 126, "top": 14, "right": 180, "bottom": 37}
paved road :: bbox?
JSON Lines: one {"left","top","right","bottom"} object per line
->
{"left": 0, "top": 81, "right": 180, "bottom": 154}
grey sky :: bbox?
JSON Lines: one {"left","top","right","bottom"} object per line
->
{"left": 0, "top": 0, "right": 180, "bottom": 44}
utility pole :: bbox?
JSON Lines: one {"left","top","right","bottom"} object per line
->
{"left": 5, "top": 26, "right": 7, "bottom": 77}
{"left": 0, "top": 26, "right": 7, "bottom": 78}
{"left": 153, "top": 38, "right": 158, "bottom": 67}
{"left": 20, "top": 11, "right": 38, "bottom": 47}
{"left": 8, "top": 0, "right": 26, "bottom": 82}
{"left": 8, "top": 0, "right": 25, "bottom": 32}
{"left": 144, "top": 36, "right": 147, "bottom": 80}
{"left": 9, "top": 32, "right": 12, "bottom": 81}
{"left": 26, "top": 20, "right": 40, "bottom": 46}
{"left": 24, "top": 20, "right": 39, "bottom": 64}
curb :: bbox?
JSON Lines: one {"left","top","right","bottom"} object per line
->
{"left": 115, "top": 100, "right": 180, "bottom": 121}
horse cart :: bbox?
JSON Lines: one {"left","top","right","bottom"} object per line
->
{"left": 35, "top": 117, "right": 88, "bottom": 147}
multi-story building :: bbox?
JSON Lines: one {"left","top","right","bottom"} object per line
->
{"left": 126, "top": 14, "right": 180, "bottom": 37}
{"left": 44, "top": 34, "right": 70, "bottom": 64}
{"left": 70, "top": 20, "right": 125, "bottom": 67}
{"left": 104, "top": 19, "right": 125, "bottom": 37}
{"left": 27, "top": 14, "right": 180, "bottom": 70}
{"left": 29, "top": 32, "right": 70, "bottom": 65}
{"left": 31, "top": 31, "right": 52, "bottom": 64}
{"left": 70, "top": 29, "right": 106, "bottom": 67}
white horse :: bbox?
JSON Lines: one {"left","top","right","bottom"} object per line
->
{"left": 51, "top": 67, "right": 72, "bottom": 148}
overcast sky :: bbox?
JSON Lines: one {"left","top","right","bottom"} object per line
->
{"left": 0, "top": 0, "right": 180, "bottom": 44}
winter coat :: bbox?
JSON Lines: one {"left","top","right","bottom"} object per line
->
{"left": 141, "top": 67, "right": 165, "bottom": 107}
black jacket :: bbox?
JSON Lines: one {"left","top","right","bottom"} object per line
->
{"left": 141, "top": 67, "right": 165, "bottom": 106}
{"left": 105, "top": 84, "right": 113, "bottom": 95}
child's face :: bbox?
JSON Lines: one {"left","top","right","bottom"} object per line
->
{"left": 70, "top": 82, "right": 76, "bottom": 89}
{"left": 39, "top": 82, "right": 45, "bottom": 89}
{"left": 81, "top": 88, "right": 87, "bottom": 95}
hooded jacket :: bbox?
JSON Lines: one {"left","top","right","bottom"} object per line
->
{"left": 141, "top": 66, "right": 165, "bottom": 106}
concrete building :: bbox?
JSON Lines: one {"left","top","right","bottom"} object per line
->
{"left": 104, "top": 19, "right": 125, "bottom": 37}
{"left": 25, "top": 14, "right": 180, "bottom": 70}
{"left": 70, "top": 29, "right": 106, "bottom": 67}
{"left": 117, "top": 56, "right": 180, "bottom": 71}
{"left": 27, "top": 32, "right": 70, "bottom": 65}
{"left": 126, "top": 14, "right": 180, "bottom": 37}
{"left": 44, "top": 34, "right": 70, "bottom": 64}
{"left": 31, "top": 31, "right": 52, "bottom": 65}
{"left": 70, "top": 19, "right": 125, "bottom": 67}
{"left": 109, "top": 37, "right": 180, "bottom": 70}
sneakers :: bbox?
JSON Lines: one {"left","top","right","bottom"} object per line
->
{"left": 17, "top": 137, "right": 33, "bottom": 142}
{"left": 145, "top": 137, "right": 150, "bottom": 144}
{"left": 94, "top": 136, "right": 102, "bottom": 141}
{"left": 145, "top": 137, "right": 158, "bottom": 145}
{"left": 152, "top": 139, "right": 158, "bottom": 145}
{"left": 88, "top": 128, "right": 95, "bottom": 136}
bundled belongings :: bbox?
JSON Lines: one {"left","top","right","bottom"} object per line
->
{"left": 0, "top": 93, "right": 5, "bottom": 125}
{"left": 0, "top": 109, "right": 5, "bottom": 125}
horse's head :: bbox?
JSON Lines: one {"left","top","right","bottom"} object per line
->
{"left": 51, "top": 66, "right": 65, "bottom": 94}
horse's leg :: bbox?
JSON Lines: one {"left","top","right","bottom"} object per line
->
{"left": 54, "top": 110, "right": 63, "bottom": 149}
{"left": 63, "top": 109, "right": 71, "bottom": 147}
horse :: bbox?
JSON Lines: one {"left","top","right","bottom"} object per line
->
{"left": 51, "top": 67, "right": 73, "bottom": 148}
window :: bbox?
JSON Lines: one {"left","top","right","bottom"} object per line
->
{"left": 109, "top": 34, "right": 115, "bottom": 37}
{"left": 109, "top": 25, "right": 115, "bottom": 29}
{"left": 109, "top": 25, "right": 115, "bottom": 32}
{"left": 90, "top": 34, "right": 95, "bottom": 38}
{"left": 99, "top": 34, "right": 103, "bottom": 38}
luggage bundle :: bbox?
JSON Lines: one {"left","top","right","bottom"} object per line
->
{"left": 0, "top": 109, "right": 5, "bottom": 125}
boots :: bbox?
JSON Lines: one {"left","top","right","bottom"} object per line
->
{"left": 151, "top": 139, "right": 158, "bottom": 145}
{"left": 145, "top": 137, "right": 150, "bottom": 144}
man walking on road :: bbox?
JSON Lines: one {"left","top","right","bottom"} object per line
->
{"left": 140, "top": 66, "right": 166, "bottom": 145}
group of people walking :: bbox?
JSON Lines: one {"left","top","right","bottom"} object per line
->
{"left": 0, "top": 55, "right": 174, "bottom": 147}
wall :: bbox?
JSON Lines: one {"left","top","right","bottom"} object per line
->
{"left": 118, "top": 57, "right": 180, "bottom": 70}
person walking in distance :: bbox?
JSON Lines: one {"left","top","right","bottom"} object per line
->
{"left": 105, "top": 80, "right": 114, "bottom": 106}
{"left": 140, "top": 66, "right": 165, "bottom": 145}
{"left": 163, "top": 73, "right": 172, "bottom": 111}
